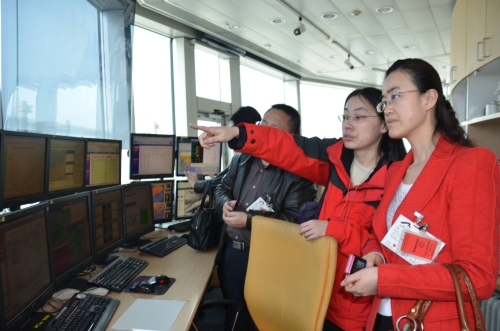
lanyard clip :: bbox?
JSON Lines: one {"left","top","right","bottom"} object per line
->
{"left": 414, "top": 211, "right": 424, "bottom": 225}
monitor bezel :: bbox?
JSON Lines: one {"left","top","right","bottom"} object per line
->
{"left": 90, "top": 185, "right": 126, "bottom": 262}
{"left": 150, "top": 179, "right": 175, "bottom": 224}
{"left": 129, "top": 133, "right": 176, "bottom": 180}
{"left": 84, "top": 138, "right": 122, "bottom": 190}
{"left": 0, "top": 202, "right": 55, "bottom": 331}
{"left": 175, "top": 180, "right": 201, "bottom": 220}
{"left": 0, "top": 131, "right": 50, "bottom": 210}
{"left": 175, "top": 136, "right": 222, "bottom": 177}
{"left": 47, "top": 135, "right": 87, "bottom": 199}
{"left": 123, "top": 182, "right": 156, "bottom": 244}
{"left": 46, "top": 191, "right": 95, "bottom": 289}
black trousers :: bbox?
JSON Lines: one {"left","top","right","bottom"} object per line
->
{"left": 374, "top": 314, "right": 394, "bottom": 331}
{"left": 323, "top": 318, "right": 344, "bottom": 331}
{"left": 221, "top": 241, "right": 255, "bottom": 331}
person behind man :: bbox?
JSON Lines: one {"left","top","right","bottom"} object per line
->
{"left": 215, "top": 104, "right": 317, "bottom": 331}
{"left": 184, "top": 106, "right": 262, "bottom": 193}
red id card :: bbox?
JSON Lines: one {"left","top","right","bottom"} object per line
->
{"left": 400, "top": 232, "right": 439, "bottom": 260}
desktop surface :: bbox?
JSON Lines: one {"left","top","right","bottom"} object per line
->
{"left": 97, "top": 228, "right": 216, "bottom": 331}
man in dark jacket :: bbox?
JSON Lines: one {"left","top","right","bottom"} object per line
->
{"left": 215, "top": 104, "right": 317, "bottom": 331}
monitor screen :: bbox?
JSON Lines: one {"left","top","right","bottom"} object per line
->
{"left": 123, "top": 183, "right": 155, "bottom": 245}
{"left": 175, "top": 181, "right": 202, "bottom": 220}
{"left": 48, "top": 137, "right": 86, "bottom": 195}
{"left": 85, "top": 139, "right": 121, "bottom": 188}
{"left": 130, "top": 134, "right": 175, "bottom": 179}
{"left": 91, "top": 186, "right": 125, "bottom": 261}
{"left": 47, "top": 192, "right": 93, "bottom": 288}
{"left": 0, "top": 204, "right": 53, "bottom": 331}
{"left": 2, "top": 133, "right": 48, "bottom": 208}
{"left": 176, "top": 137, "right": 221, "bottom": 176}
{"left": 151, "top": 180, "right": 174, "bottom": 223}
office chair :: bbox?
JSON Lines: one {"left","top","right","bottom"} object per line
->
{"left": 244, "top": 216, "right": 337, "bottom": 331}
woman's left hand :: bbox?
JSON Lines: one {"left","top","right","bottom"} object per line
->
{"left": 298, "top": 220, "right": 328, "bottom": 240}
{"left": 341, "top": 267, "right": 379, "bottom": 296}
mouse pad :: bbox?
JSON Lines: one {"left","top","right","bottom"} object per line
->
{"left": 123, "top": 275, "right": 176, "bottom": 295}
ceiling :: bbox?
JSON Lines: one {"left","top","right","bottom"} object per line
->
{"left": 137, "top": 0, "right": 456, "bottom": 88}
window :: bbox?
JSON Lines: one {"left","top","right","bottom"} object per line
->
{"left": 240, "top": 65, "right": 285, "bottom": 116}
{"left": 195, "top": 46, "right": 231, "bottom": 102}
{"left": 131, "top": 26, "right": 173, "bottom": 134}
{"left": 300, "top": 83, "right": 354, "bottom": 139}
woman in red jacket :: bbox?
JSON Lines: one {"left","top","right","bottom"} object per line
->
{"left": 191, "top": 88, "right": 406, "bottom": 331}
{"left": 341, "top": 59, "right": 500, "bottom": 330}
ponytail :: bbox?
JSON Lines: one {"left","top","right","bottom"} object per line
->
{"left": 435, "top": 96, "right": 473, "bottom": 147}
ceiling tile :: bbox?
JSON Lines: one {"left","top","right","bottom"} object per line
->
{"left": 430, "top": 4, "right": 453, "bottom": 28}
{"left": 394, "top": 0, "right": 429, "bottom": 11}
{"left": 402, "top": 8, "right": 436, "bottom": 31}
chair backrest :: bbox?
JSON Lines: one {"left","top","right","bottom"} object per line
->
{"left": 244, "top": 216, "right": 337, "bottom": 331}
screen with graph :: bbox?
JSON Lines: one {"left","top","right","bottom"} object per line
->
{"left": 123, "top": 183, "right": 155, "bottom": 242}
{"left": 130, "top": 133, "right": 175, "bottom": 179}
{"left": 151, "top": 180, "right": 174, "bottom": 223}
{"left": 176, "top": 137, "right": 221, "bottom": 176}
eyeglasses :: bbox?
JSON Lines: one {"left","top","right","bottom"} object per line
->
{"left": 338, "top": 114, "right": 380, "bottom": 123}
{"left": 376, "top": 89, "right": 421, "bottom": 113}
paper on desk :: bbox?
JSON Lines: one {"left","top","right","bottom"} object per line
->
{"left": 110, "top": 299, "right": 186, "bottom": 331}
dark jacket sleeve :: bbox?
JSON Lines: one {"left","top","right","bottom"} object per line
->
{"left": 214, "top": 155, "right": 240, "bottom": 214}
{"left": 249, "top": 175, "right": 317, "bottom": 223}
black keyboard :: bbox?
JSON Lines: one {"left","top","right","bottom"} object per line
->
{"left": 45, "top": 293, "right": 119, "bottom": 331}
{"left": 139, "top": 236, "right": 187, "bottom": 257}
{"left": 87, "top": 256, "right": 148, "bottom": 292}
{"left": 168, "top": 221, "right": 191, "bottom": 232}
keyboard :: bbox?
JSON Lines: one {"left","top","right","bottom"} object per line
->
{"left": 168, "top": 221, "right": 191, "bottom": 233}
{"left": 44, "top": 293, "right": 119, "bottom": 331}
{"left": 139, "top": 236, "right": 188, "bottom": 257}
{"left": 87, "top": 256, "right": 148, "bottom": 292}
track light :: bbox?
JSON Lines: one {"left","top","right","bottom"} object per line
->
{"left": 344, "top": 54, "right": 354, "bottom": 70}
{"left": 294, "top": 17, "right": 305, "bottom": 36}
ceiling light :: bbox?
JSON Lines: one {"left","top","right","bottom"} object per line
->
{"left": 321, "top": 12, "right": 338, "bottom": 19}
{"left": 226, "top": 24, "right": 241, "bottom": 30}
{"left": 329, "top": 55, "right": 339, "bottom": 59}
{"left": 264, "top": 43, "right": 272, "bottom": 48}
{"left": 375, "top": 6, "right": 394, "bottom": 14}
{"left": 296, "top": 59, "right": 304, "bottom": 63}
{"left": 294, "top": 17, "right": 306, "bottom": 36}
{"left": 403, "top": 44, "right": 416, "bottom": 50}
{"left": 271, "top": 18, "right": 286, "bottom": 24}
{"left": 350, "top": 10, "right": 363, "bottom": 17}
{"left": 364, "top": 50, "right": 375, "bottom": 55}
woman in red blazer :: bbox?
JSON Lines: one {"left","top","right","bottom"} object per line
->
{"left": 341, "top": 58, "right": 500, "bottom": 330}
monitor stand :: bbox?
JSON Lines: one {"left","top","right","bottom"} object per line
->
{"left": 94, "top": 254, "right": 120, "bottom": 267}
{"left": 122, "top": 238, "right": 152, "bottom": 248}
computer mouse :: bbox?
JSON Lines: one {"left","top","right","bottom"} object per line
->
{"left": 83, "top": 287, "right": 109, "bottom": 296}
{"left": 52, "top": 288, "right": 80, "bottom": 300}
{"left": 130, "top": 281, "right": 155, "bottom": 293}
{"left": 148, "top": 274, "right": 170, "bottom": 286}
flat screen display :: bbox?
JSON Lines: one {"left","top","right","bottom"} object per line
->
{"left": 85, "top": 140, "right": 121, "bottom": 188}
{"left": 151, "top": 180, "right": 174, "bottom": 223}
{"left": 175, "top": 180, "right": 202, "bottom": 220}
{"left": 48, "top": 137, "right": 85, "bottom": 193}
{"left": 130, "top": 134, "right": 175, "bottom": 179}
{"left": 176, "top": 137, "right": 221, "bottom": 176}
{"left": 123, "top": 183, "right": 155, "bottom": 240}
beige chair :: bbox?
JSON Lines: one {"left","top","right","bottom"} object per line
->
{"left": 244, "top": 216, "right": 338, "bottom": 331}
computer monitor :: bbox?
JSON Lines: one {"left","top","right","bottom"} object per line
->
{"left": 130, "top": 133, "right": 175, "bottom": 180}
{"left": 176, "top": 137, "right": 221, "bottom": 176}
{"left": 46, "top": 192, "right": 94, "bottom": 289}
{"left": 48, "top": 136, "right": 86, "bottom": 198}
{"left": 175, "top": 180, "right": 202, "bottom": 220}
{"left": 123, "top": 183, "right": 155, "bottom": 247}
{"left": 1, "top": 132, "right": 49, "bottom": 209}
{"left": 151, "top": 180, "right": 174, "bottom": 224}
{"left": 85, "top": 139, "right": 121, "bottom": 188}
{"left": 0, "top": 203, "right": 54, "bottom": 331}
{"left": 91, "top": 185, "right": 125, "bottom": 264}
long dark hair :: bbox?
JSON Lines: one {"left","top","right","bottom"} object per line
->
{"left": 345, "top": 87, "right": 407, "bottom": 163}
{"left": 385, "top": 58, "right": 473, "bottom": 147}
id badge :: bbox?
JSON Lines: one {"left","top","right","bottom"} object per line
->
{"left": 381, "top": 214, "right": 445, "bottom": 265}
{"left": 246, "top": 197, "right": 274, "bottom": 212}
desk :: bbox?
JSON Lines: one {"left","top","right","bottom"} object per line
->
{"left": 104, "top": 229, "right": 217, "bottom": 331}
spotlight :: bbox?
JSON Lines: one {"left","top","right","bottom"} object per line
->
{"left": 294, "top": 17, "right": 305, "bottom": 36}
{"left": 344, "top": 54, "right": 354, "bottom": 70}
